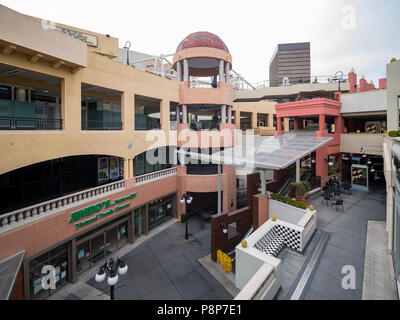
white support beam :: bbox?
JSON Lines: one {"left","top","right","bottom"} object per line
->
{"left": 296, "top": 159, "right": 301, "bottom": 183}
{"left": 218, "top": 164, "right": 222, "bottom": 215}
{"left": 260, "top": 170, "right": 266, "bottom": 195}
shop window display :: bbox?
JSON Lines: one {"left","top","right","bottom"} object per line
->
{"left": 29, "top": 243, "right": 68, "bottom": 300}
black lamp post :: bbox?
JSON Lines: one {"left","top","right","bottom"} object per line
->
{"left": 332, "top": 71, "right": 344, "bottom": 92}
{"left": 123, "top": 41, "right": 131, "bottom": 66}
{"left": 180, "top": 193, "right": 193, "bottom": 240}
{"left": 95, "top": 257, "right": 128, "bottom": 300}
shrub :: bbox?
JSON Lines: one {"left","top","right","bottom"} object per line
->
{"left": 328, "top": 162, "right": 341, "bottom": 176}
{"left": 270, "top": 193, "right": 307, "bottom": 210}
{"left": 388, "top": 131, "right": 400, "bottom": 137}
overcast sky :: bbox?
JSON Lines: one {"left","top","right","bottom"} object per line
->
{"left": 1, "top": 0, "right": 399, "bottom": 85}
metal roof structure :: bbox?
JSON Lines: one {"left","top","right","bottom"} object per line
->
{"left": 181, "top": 131, "right": 332, "bottom": 171}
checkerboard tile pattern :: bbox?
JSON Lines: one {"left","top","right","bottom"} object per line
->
{"left": 254, "top": 224, "right": 301, "bottom": 257}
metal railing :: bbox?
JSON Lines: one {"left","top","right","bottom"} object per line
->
{"left": 0, "top": 116, "right": 63, "bottom": 130}
{"left": 82, "top": 120, "right": 123, "bottom": 131}
{"left": 134, "top": 167, "right": 177, "bottom": 186}
{"left": 0, "top": 180, "right": 125, "bottom": 233}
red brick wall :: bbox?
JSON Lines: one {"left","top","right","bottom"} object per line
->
{"left": 0, "top": 175, "right": 178, "bottom": 261}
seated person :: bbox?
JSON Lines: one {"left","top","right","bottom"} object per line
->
{"left": 211, "top": 79, "right": 218, "bottom": 88}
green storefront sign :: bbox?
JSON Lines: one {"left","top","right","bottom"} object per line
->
{"left": 69, "top": 193, "right": 137, "bottom": 230}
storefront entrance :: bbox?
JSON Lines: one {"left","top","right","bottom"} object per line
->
{"left": 76, "top": 216, "right": 129, "bottom": 276}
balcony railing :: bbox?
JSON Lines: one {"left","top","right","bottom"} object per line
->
{"left": 0, "top": 180, "right": 125, "bottom": 234}
{"left": 82, "top": 120, "right": 123, "bottom": 131}
{"left": 0, "top": 116, "right": 63, "bottom": 130}
{"left": 135, "top": 167, "right": 177, "bottom": 186}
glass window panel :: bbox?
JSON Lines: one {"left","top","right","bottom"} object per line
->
{"left": 135, "top": 153, "right": 145, "bottom": 176}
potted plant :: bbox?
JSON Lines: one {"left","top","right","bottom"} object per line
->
{"left": 292, "top": 181, "right": 311, "bottom": 204}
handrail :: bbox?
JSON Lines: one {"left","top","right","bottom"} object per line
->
{"left": 134, "top": 167, "right": 177, "bottom": 186}
{"left": 0, "top": 180, "right": 125, "bottom": 232}
{"left": 0, "top": 116, "right": 63, "bottom": 130}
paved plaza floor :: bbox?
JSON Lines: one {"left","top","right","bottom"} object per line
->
{"left": 301, "top": 187, "right": 390, "bottom": 300}
{"left": 53, "top": 185, "right": 396, "bottom": 301}
{"left": 85, "top": 215, "right": 233, "bottom": 300}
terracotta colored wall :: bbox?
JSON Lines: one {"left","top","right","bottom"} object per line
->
{"left": 179, "top": 82, "right": 233, "bottom": 106}
{"left": 210, "top": 207, "right": 252, "bottom": 261}
{"left": 0, "top": 175, "right": 178, "bottom": 261}
{"left": 252, "top": 194, "right": 269, "bottom": 231}
{"left": 9, "top": 267, "right": 24, "bottom": 300}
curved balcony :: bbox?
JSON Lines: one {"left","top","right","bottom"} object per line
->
{"left": 177, "top": 123, "right": 234, "bottom": 149}
{"left": 179, "top": 82, "right": 233, "bottom": 106}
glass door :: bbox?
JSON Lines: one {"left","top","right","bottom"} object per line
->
{"left": 105, "top": 227, "right": 118, "bottom": 257}
{"left": 134, "top": 207, "right": 144, "bottom": 238}
{"left": 76, "top": 240, "right": 90, "bottom": 276}
{"left": 117, "top": 221, "right": 129, "bottom": 249}
{"left": 90, "top": 234, "right": 105, "bottom": 265}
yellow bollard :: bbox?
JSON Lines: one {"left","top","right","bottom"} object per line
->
{"left": 217, "top": 250, "right": 222, "bottom": 263}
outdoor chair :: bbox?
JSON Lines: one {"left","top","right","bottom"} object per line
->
{"left": 321, "top": 194, "right": 332, "bottom": 206}
{"left": 332, "top": 199, "right": 344, "bottom": 212}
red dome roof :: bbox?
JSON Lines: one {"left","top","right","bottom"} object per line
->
{"left": 176, "top": 32, "right": 229, "bottom": 53}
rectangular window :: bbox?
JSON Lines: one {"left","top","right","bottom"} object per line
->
{"left": 135, "top": 96, "right": 161, "bottom": 130}
{"left": 257, "top": 113, "right": 268, "bottom": 127}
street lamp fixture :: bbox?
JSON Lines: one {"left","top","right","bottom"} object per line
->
{"left": 123, "top": 41, "right": 132, "bottom": 66}
{"left": 332, "top": 71, "right": 344, "bottom": 92}
{"left": 95, "top": 257, "right": 128, "bottom": 300}
{"left": 180, "top": 193, "right": 193, "bottom": 240}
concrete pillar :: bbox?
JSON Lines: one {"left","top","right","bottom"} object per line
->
{"left": 260, "top": 170, "right": 266, "bottom": 195}
{"left": 277, "top": 117, "right": 282, "bottom": 132}
{"left": 221, "top": 105, "right": 227, "bottom": 124}
{"left": 319, "top": 114, "right": 326, "bottom": 132}
{"left": 334, "top": 116, "right": 344, "bottom": 134}
{"left": 183, "top": 59, "right": 189, "bottom": 82}
{"left": 219, "top": 60, "right": 224, "bottom": 82}
{"left": 225, "top": 62, "right": 230, "bottom": 82}
{"left": 61, "top": 78, "right": 81, "bottom": 132}
{"left": 227, "top": 106, "right": 232, "bottom": 124}
{"left": 177, "top": 61, "right": 182, "bottom": 82}
{"left": 182, "top": 105, "right": 187, "bottom": 124}
{"left": 296, "top": 159, "right": 301, "bottom": 183}
{"left": 294, "top": 118, "right": 299, "bottom": 130}
{"left": 218, "top": 164, "right": 222, "bottom": 215}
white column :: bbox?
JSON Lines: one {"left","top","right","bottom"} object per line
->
{"left": 176, "top": 105, "right": 180, "bottom": 124}
{"left": 227, "top": 106, "right": 232, "bottom": 124}
{"left": 183, "top": 59, "right": 189, "bottom": 82}
{"left": 296, "top": 159, "right": 301, "bottom": 183}
{"left": 221, "top": 105, "right": 227, "bottom": 124}
{"left": 225, "top": 62, "right": 230, "bottom": 82}
{"left": 219, "top": 60, "right": 224, "bottom": 82}
{"left": 218, "top": 164, "right": 222, "bottom": 215}
{"left": 182, "top": 105, "right": 187, "bottom": 124}
{"left": 177, "top": 61, "right": 182, "bottom": 82}
{"left": 260, "top": 170, "right": 266, "bottom": 195}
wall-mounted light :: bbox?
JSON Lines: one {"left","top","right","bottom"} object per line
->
{"left": 220, "top": 223, "right": 228, "bottom": 234}
{"left": 371, "top": 166, "right": 375, "bottom": 173}
{"left": 324, "top": 159, "right": 334, "bottom": 167}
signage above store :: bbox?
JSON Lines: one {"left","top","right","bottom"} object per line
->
{"left": 55, "top": 26, "right": 98, "bottom": 47}
{"left": 69, "top": 193, "right": 137, "bottom": 230}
